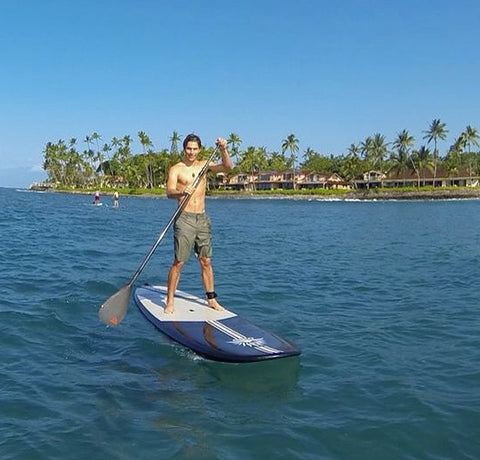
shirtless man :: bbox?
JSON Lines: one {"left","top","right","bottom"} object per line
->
{"left": 165, "top": 134, "right": 233, "bottom": 314}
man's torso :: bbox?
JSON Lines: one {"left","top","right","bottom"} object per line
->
{"left": 175, "top": 161, "right": 207, "bottom": 213}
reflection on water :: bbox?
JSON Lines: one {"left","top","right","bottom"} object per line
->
{"left": 202, "top": 356, "right": 301, "bottom": 398}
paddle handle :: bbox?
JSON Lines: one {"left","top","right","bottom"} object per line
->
{"left": 126, "top": 146, "right": 219, "bottom": 287}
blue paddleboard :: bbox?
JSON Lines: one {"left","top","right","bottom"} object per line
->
{"left": 134, "top": 285, "right": 301, "bottom": 363}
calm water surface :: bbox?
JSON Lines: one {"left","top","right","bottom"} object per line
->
{"left": 0, "top": 188, "right": 479, "bottom": 459}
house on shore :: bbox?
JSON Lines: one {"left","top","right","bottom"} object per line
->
{"left": 225, "top": 170, "right": 349, "bottom": 191}
{"left": 354, "top": 167, "right": 480, "bottom": 189}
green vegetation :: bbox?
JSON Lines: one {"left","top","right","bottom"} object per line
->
{"left": 40, "top": 121, "right": 480, "bottom": 192}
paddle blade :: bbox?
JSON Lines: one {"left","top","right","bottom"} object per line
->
{"left": 98, "top": 284, "right": 132, "bottom": 327}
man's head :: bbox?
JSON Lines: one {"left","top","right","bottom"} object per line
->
{"left": 182, "top": 134, "right": 202, "bottom": 163}
{"left": 183, "top": 133, "right": 202, "bottom": 150}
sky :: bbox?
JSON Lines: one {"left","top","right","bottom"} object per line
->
{"left": 1, "top": 0, "right": 479, "bottom": 187}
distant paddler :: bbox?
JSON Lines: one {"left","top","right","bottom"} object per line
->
{"left": 93, "top": 190, "right": 101, "bottom": 205}
{"left": 113, "top": 191, "right": 119, "bottom": 208}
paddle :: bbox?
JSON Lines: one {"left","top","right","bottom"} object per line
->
{"left": 98, "top": 146, "right": 219, "bottom": 326}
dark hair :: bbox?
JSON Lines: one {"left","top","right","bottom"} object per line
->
{"left": 183, "top": 133, "right": 202, "bottom": 150}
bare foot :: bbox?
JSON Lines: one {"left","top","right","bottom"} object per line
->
{"left": 207, "top": 298, "right": 225, "bottom": 311}
{"left": 164, "top": 303, "right": 174, "bottom": 314}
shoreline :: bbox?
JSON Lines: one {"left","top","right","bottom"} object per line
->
{"left": 28, "top": 185, "right": 480, "bottom": 201}
{"left": 209, "top": 188, "right": 480, "bottom": 201}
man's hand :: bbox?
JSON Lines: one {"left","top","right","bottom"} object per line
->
{"left": 216, "top": 138, "right": 228, "bottom": 151}
{"left": 184, "top": 184, "right": 195, "bottom": 196}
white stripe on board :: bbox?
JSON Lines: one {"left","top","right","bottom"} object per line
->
{"left": 206, "top": 319, "right": 282, "bottom": 354}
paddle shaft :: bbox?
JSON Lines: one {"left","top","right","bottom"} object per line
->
{"left": 125, "top": 147, "right": 219, "bottom": 288}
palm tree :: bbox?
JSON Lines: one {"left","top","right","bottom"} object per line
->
{"left": 227, "top": 133, "right": 242, "bottom": 164}
{"left": 83, "top": 135, "right": 95, "bottom": 177}
{"left": 116, "top": 135, "right": 133, "bottom": 186}
{"left": 91, "top": 132, "right": 101, "bottom": 154}
{"left": 347, "top": 143, "right": 361, "bottom": 160}
{"left": 43, "top": 142, "right": 60, "bottom": 184}
{"left": 423, "top": 119, "right": 448, "bottom": 187}
{"left": 460, "top": 125, "right": 479, "bottom": 178}
{"left": 303, "top": 147, "right": 317, "bottom": 164}
{"left": 100, "top": 143, "right": 112, "bottom": 176}
{"left": 238, "top": 146, "right": 268, "bottom": 190}
{"left": 281, "top": 134, "right": 299, "bottom": 189}
{"left": 138, "top": 131, "right": 154, "bottom": 187}
{"left": 342, "top": 143, "right": 362, "bottom": 187}
{"left": 359, "top": 134, "right": 389, "bottom": 186}
{"left": 268, "top": 151, "right": 290, "bottom": 171}
{"left": 169, "top": 131, "right": 182, "bottom": 155}
{"left": 360, "top": 136, "right": 374, "bottom": 167}
{"left": 138, "top": 131, "right": 152, "bottom": 153}
{"left": 84, "top": 135, "right": 92, "bottom": 151}
{"left": 463, "top": 125, "right": 479, "bottom": 152}
{"left": 444, "top": 137, "right": 464, "bottom": 185}
{"left": 371, "top": 133, "right": 389, "bottom": 172}
{"left": 90, "top": 133, "right": 104, "bottom": 176}
{"left": 391, "top": 129, "right": 415, "bottom": 185}
{"left": 111, "top": 136, "right": 121, "bottom": 151}
{"left": 411, "top": 146, "right": 433, "bottom": 187}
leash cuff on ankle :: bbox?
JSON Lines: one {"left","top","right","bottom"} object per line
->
{"left": 206, "top": 291, "right": 218, "bottom": 299}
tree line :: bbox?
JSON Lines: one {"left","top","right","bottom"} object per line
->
{"left": 42, "top": 120, "right": 480, "bottom": 189}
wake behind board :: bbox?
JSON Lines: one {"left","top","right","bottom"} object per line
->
{"left": 134, "top": 285, "right": 301, "bottom": 363}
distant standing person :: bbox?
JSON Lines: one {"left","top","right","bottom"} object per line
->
{"left": 165, "top": 134, "right": 233, "bottom": 314}
{"left": 113, "top": 191, "right": 119, "bottom": 208}
{"left": 94, "top": 190, "right": 100, "bottom": 205}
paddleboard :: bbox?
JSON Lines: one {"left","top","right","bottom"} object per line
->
{"left": 134, "top": 285, "right": 301, "bottom": 363}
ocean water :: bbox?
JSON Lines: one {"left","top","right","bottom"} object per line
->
{"left": 1, "top": 187, "right": 479, "bottom": 459}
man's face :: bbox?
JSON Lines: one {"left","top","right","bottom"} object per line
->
{"left": 184, "top": 141, "right": 200, "bottom": 162}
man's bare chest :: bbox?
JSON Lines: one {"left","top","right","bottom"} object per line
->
{"left": 177, "top": 164, "right": 204, "bottom": 185}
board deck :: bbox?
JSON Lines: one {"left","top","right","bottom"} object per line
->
{"left": 134, "top": 285, "right": 301, "bottom": 363}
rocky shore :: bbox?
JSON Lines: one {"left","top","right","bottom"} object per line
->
{"left": 339, "top": 188, "right": 480, "bottom": 201}
{"left": 210, "top": 188, "right": 480, "bottom": 201}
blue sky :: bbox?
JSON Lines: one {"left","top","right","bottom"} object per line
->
{"left": 1, "top": 0, "right": 479, "bottom": 187}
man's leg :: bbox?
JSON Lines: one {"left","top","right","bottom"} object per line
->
{"left": 165, "top": 260, "right": 184, "bottom": 314}
{"left": 199, "top": 257, "right": 224, "bottom": 311}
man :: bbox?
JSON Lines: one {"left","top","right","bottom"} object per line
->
{"left": 165, "top": 134, "right": 233, "bottom": 314}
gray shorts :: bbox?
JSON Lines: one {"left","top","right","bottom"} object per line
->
{"left": 174, "top": 211, "right": 212, "bottom": 262}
